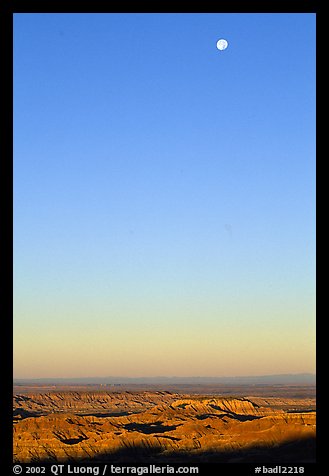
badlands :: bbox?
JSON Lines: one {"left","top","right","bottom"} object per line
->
{"left": 13, "top": 389, "right": 315, "bottom": 463}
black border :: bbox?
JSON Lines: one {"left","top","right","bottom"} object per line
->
{"left": 1, "top": 1, "right": 14, "bottom": 471}
{"left": 3, "top": 1, "right": 318, "bottom": 474}
{"left": 7, "top": 1, "right": 319, "bottom": 13}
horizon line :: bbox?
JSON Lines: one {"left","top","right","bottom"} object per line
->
{"left": 13, "top": 372, "right": 316, "bottom": 381}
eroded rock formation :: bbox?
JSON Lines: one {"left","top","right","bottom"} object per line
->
{"left": 13, "top": 392, "right": 316, "bottom": 463}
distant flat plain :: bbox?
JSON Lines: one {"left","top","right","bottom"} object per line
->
{"left": 13, "top": 383, "right": 316, "bottom": 398}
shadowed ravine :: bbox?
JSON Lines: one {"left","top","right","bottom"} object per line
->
{"left": 33, "top": 436, "right": 316, "bottom": 464}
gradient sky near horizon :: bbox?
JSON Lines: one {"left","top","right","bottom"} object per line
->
{"left": 14, "top": 13, "right": 316, "bottom": 379}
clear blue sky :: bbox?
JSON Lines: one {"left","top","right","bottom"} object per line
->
{"left": 13, "top": 13, "right": 316, "bottom": 378}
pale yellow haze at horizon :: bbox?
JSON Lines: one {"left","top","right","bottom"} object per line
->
{"left": 14, "top": 318, "right": 315, "bottom": 379}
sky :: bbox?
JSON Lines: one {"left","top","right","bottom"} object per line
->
{"left": 13, "top": 13, "right": 316, "bottom": 379}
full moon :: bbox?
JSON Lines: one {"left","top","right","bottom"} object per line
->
{"left": 216, "top": 39, "right": 228, "bottom": 51}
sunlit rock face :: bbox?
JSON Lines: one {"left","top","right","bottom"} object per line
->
{"left": 13, "top": 392, "right": 316, "bottom": 463}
